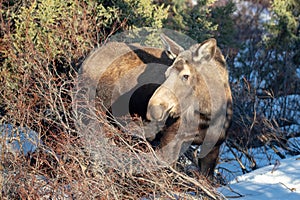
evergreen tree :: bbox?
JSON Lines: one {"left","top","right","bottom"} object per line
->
{"left": 264, "top": 0, "right": 300, "bottom": 96}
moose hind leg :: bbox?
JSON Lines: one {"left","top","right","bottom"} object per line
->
{"left": 198, "top": 145, "right": 220, "bottom": 179}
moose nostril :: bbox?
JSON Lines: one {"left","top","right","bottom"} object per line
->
{"left": 147, "top": 104, "right": 164, "bottom": 121}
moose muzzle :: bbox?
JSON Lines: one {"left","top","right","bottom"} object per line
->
{"left": 147, "top": 86, "right": 178, "bottom": 121}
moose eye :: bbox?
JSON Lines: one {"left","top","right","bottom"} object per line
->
{"left": 182, "top": 74, "right": 189, "bottom": 81}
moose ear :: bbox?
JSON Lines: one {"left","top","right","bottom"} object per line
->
{"left": 193, "top": 38, "right": 217, "bottom": 62}
{"left": 160, "top": 33, "right": 184, "bottom": 59}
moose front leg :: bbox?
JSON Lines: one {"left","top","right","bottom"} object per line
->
{"left": 156, "top": 118, "right": 181, "bottom": 164}
{"left": 198, "top": 145, "right": 220, "bottom": 179}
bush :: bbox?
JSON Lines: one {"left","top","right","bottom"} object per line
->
{"left": 0, "top": 0, "right": 223, "bottom": 199}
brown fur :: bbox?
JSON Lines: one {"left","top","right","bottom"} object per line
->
{"left": 147, "top": 36, "right": 233, "bottom": 179}
{"left": 78, "top": 43, "right": 171, "bottom": 116}
{"left": 79, "top": 42, "right": 173, "bottom": 135}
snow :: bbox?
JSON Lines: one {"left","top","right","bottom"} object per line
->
{"left": 219, "top": 155, "right": 300, "bottom": 200}
{"left": 0, "top": 123, "right": 40, "bottom": 155}
{"left": 297, "top": 68, "right": 300, "bottom": 79}
{"left": 217, "top": 143, "right": 288, "bottom": 182}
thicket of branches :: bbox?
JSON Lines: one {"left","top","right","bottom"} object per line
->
{"left": 0, "top": 0, "right": 299, "bottom": 199}
{"left": 224, "top": 0, "right": 300, "bottom": 173}
{"left": 0, "top": 0, "right": 223, "bottom": 199}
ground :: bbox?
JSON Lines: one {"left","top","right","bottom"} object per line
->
{"left": 218, "top": 148, "right": 300, "bottom": 199}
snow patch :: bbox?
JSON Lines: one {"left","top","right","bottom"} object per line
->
{"left": 219, "top": 156, "right": 300, "bottom": 200}
{"left": 0, "top": 123, "right": 40, "bottom": 155}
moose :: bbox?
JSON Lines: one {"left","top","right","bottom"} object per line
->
{"left": 79, "top": 33, "right": 232, "bottom": 179}
{"left": 146, "top": 34, "right": 233, "bottom": 178}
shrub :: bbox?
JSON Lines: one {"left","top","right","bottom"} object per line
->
{"left": 0, "top": 0, "right": 222, "bottom": 199}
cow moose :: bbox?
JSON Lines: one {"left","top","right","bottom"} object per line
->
{"left": 146, "top": 34, "right": 233, "bottom": 178}
{"left": 79, "top": 34, "right": 232, "bottom": 179}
